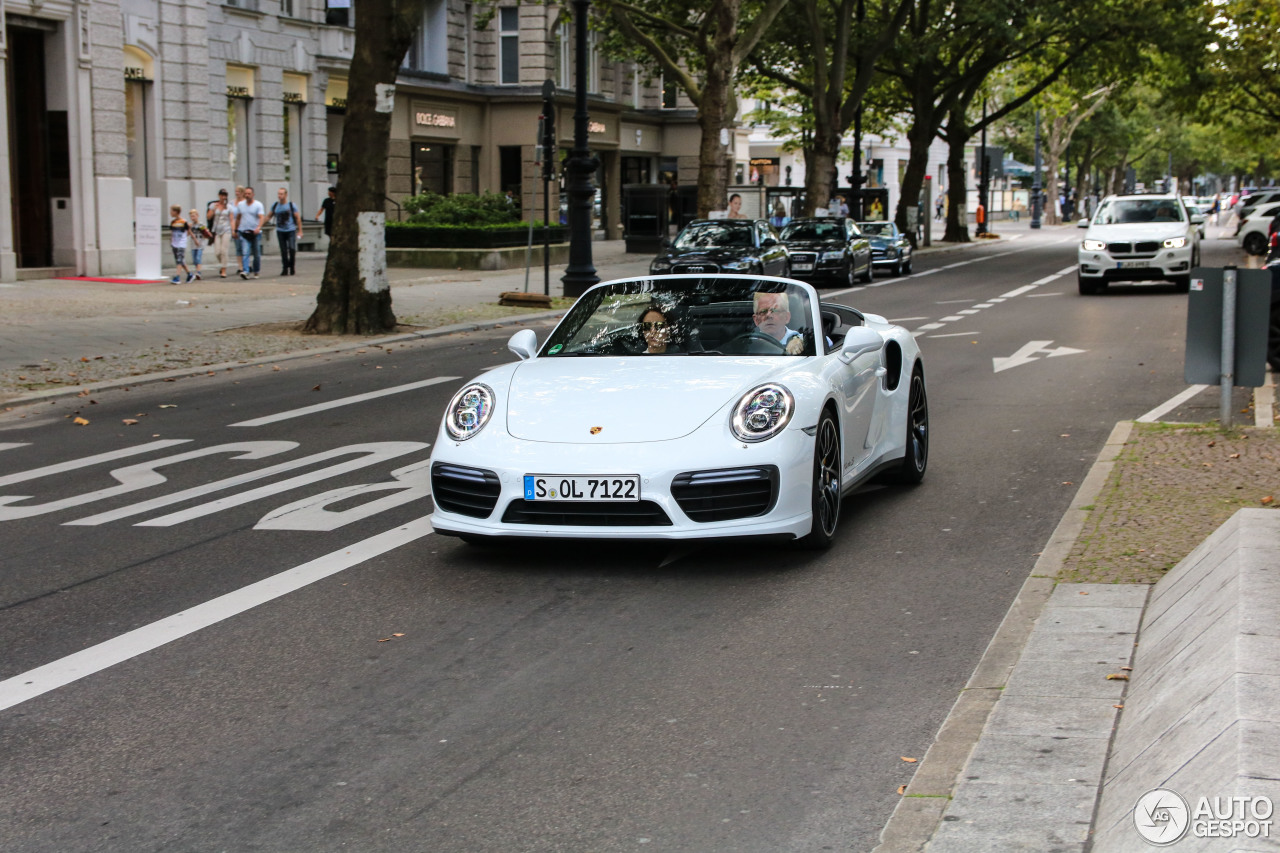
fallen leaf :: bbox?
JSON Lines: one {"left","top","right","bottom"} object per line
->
{"left": 312, "top": 384, "right": 322, "bottom": 391}
{"left": 1062, "top": 481, "right": 1074, "bottom": 486}
{"left": 900, "top": 757, "right": 918, "bottom": 763}
{"left": 73, "top": 417, "right": 89, "bottom": 426}
{"left": 1113, "top": 704, "right": 1124, "bottom": 709}
{"left": 121, "top": 419, "right": 138, "bottom": 426}
{"left": 1263, "top": 496, "right": 1275, "bottom": 505}
{"left": 77, "top": 390, "right": 90, "bottom": 397}
{"left": 159, "top": 404, "right": 177, "bottom": 408}
{"left": 1060, "top": 433, "right": 1070, "bottom": 437}
{"left": 1230, "top": 453, "right": 1241, "bottom": 459}
{"left": 80, "top": 357, "right": 89, "bottom": 362}
{"left": 1079, "top": 591, "right": 1089, "bottom": 595}
{"left": 1121, "top": 666, "right": 1133, "bottom": 671}
{"left": 393, "top": 633, "right": 405, "bottom": 637}
{"left": 1106, "top": 673, "right": 1129, "bottom": 681}
{"left": 357, "top": 349, "right": 367, "bottom": 354}
{"left": 1207, "top": 440, "right": 1216, "bottom": 446}
{"left": 897, "top": 785, "right": 907, "bottom": 795}
{"left": 1203, "top": 462, "right": 1213, "bottom": 468}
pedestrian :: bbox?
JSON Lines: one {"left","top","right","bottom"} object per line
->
{"left": 315, "top": 185, "right": 336, "bottom": 240}
{"left": 233, "top": 185, "right": 246, "bottom": 267}
{"left": 208, "top": 189, "right": 234, "bottom": 277}
{"left": 232, "top": 185, "right": 265, "bottom": 279}
{"left": 834, "top": 195, "right": 849, "bottom": 218}
{"left": 169, "top": 204, "right": 192, "bottom": 284}
{"left": 1211, "top": 193, "right": 1221, "bottom": 226}
{"left": 271, "top": 187, "right": 301, "bottom": 276}
{"left": 188, "top": 209, "right": 211, "bottom": 280}
{"left": 935, "top": 196, "right": 944, "bottom": 221}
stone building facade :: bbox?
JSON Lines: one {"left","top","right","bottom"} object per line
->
{"left": 0, "top": 0, "right": 717, "bottom": 282}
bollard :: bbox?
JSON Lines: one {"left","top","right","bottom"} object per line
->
{"left": 1222, "top": 265, "right": 1237, "bottom": 426}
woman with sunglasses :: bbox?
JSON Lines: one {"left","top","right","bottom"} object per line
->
{"left": 638, "top": 305, "right": 680, "bottom": 354}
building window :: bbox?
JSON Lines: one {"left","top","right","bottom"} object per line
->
{"left": 228, "top": 98, "right": 252, "bottom": 187}
{"left": 557, "top": 21, "right": 571, "bottom": 89}
{"left": 588, "top": 29, "right": 600, "bottom": 94}
{"left": 280, "top": 0, "right": 294, "bottom": 16}
{"left": 463, "top": 3, "right": 474, "bottom": 83}
{"left": 325, "top": 0, "right": 351, "bottom": 26}
{"left": 499, "top": 7, "right": 519, "bottom": 85}
{"left": 403, "top": 0, "right": 448, "bottom": 74}
{"left": 499, "top": 145, "right": 523, "bottom": 206}
{"left": 662, "top": 77, "right": 678, "bottom": 109}
{"left": 413, "top": 143, "right": 454, "bottom": 196}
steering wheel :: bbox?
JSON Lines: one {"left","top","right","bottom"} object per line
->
{"left": 725, "top": 330, "right": 788, "bottom": 354}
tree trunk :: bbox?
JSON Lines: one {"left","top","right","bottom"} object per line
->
{"left": 803, "top": 128, "right": 841, "bottom": 215}
{"left": 694, "top": 1, "right": 739, "bottom": 218}
{"left": 895, "top": 98, "right": 939, "bottom": 248}
{"left": 304, "top": 1, "right": 424, "bottom": 335}
{"left": 942, "top": 111, "right": 970, "bottom": 242}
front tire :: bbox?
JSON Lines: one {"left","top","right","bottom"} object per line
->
{"left": 1078, "top": 272, "right": 1103, "bottom": 295}
{"left": 859, "top": 257, "right": 874, "bottom": 283}
{"left": 1244, "top": 232, "right": 1268, "bottom": 256}
{"left": 902, "top": 255, "right": 913, "bottom": 274}
{"left": 796, "top": 411, "right": 841, "bottom": 550}
{"left": 887, "top": 367, "right": 928, "bottom": 484}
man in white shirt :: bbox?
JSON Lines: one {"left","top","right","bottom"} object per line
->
{"left": 232, "top": 186, "right": 266, "bottom": 279}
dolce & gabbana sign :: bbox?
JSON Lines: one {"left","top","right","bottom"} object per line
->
{"left": 413, "top": 104, "right": 459, "bottom": 132}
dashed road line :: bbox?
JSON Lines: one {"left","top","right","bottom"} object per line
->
{"left": 230, "top": 376, "right": 461, "bottom": 427}
{"left": 928, "top": 331, "right": 982, "bottom": 338}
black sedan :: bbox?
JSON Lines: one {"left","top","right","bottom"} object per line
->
{"left": 779, "top": 218, "right": 873, "bottom": 286}
{"left": 858, "top": 221, "right": 914, "bottom": 276}
{"left": 649, "top": 219, "right": 789, "bottom": 276}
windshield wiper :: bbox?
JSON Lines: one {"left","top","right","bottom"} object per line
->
{"left": 688, "top": 350, "right": 724, "bottom": 355}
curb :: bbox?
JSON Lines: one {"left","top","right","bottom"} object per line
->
{"left": 872, "top": 420, "right": 1135, "bottom": 853}
{"left": 3, "top": 307, "right": 568, "bottom": 407}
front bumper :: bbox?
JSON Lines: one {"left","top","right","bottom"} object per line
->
{"left": 1077, "top": 245, "right": 1192, "bottom": 282}
{"left": 429, "top": 427, "right": 816, "bottom": 541}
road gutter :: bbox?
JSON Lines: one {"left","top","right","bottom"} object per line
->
{"left": 872, "top": 420, "right": 1135, "bottom": 852}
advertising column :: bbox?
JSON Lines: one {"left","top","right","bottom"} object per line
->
{"left": 134, "top": 197, "right": 163, "bottom": 280}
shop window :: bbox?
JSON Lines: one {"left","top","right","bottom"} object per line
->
{"left": 499, "top": 7, "right": 520, "bottom": 85}
{"left": 499, "top": 146, "right": 523, "bottom": 206}
{"left": 413, "top": 143, "right": 454, "bottom": 196}
{"left": 622, "top": 156, "right": 650, "bottom": 185}
{"left": 228, "top": 98, "right": 253, "bottom": 188}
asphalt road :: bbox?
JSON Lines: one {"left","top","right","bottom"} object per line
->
{"left": 0, "top": 227, "right": 1245, "bottom": 852}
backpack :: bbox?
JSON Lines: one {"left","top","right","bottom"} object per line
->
{"left": 272, "top": 202, "right": 297, "bottom": 229}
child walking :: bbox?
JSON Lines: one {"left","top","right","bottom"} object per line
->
{"left": 169, "top": 205, "right": 192, "bottom": 284}
{"left": 189, "top": 209, "right": 211, "bottom": 280}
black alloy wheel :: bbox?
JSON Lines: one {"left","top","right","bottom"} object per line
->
{"left": 860, "top": 255, "right": 874, "bottom": 283}
{"left": 797, "top": 411, "right": 841, "bottom": 549}
{"left": 1244, "top": 231, "right": 1268, "bottom": 256}
{"left": 887, "top": 367, "right": 928, "bottom": 484}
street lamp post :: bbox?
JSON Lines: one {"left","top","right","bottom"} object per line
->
{"left": 977, "top": 98, "right": 988, "bottom": 236}
{"left": 560, "top": 0, "right": 600, "bottom": 298}
{"left": 1030, "top": 109, "right": 1042, "bottom": 230}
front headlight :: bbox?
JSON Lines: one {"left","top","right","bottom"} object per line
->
{"left": 731, "top": 383, "right": 794, "bottom": 443}
{"left": 445, "top": 383, "right": 495, "bottom": 441}
{"left": 1082, "top": 239, "right": 1106, "bottom": 251}
{"left": 820, "top": 251, "right": 845, "bottom": 261}
{"left": 720, "top": 259, "right": 750, "bottom": 270}
{"left": 1163, "top": 236, "right": 1187, "bottom": 249}
{"left": 650, "top": 259, "right": 672, "bottom": 271}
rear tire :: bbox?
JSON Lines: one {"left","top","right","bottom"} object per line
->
{"left": 887, "top": 367, "right": 928, "bottom": 485}
{"left": 796, "top": 411, "right": 841, "bottom": 550}
{"left": 1244, "top": 231, "right": 1268, "bottom": 255}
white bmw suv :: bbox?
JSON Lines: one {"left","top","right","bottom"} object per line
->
{"left": 1076, "top": 194, "right": 1203, "bottom": 295}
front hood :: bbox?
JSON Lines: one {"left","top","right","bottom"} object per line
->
{"left": 783, "top": 240, "right": 843, "bottom": 251}
{"left": 1085, "top": 223, "right": 1188, "bottom": 242}
{"left": 662, "top": 248, "right": 754, "bottom": 263}
{"left": 505, "top": 357, "right": 779, "bottom": 443}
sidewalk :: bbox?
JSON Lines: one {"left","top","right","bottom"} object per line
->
{"left": 0, "top": 232, "right": 995, "bottom": 404}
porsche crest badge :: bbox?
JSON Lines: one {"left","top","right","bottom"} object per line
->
{"left": 590, "top": 426, "right": 603, "bottom": 435}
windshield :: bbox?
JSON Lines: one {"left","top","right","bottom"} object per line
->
{"left": 540, "top": 277, "right": 817, "bottom": 357}
{"left": 858, "top": 222, "right": 893, "bottom": 237}
{"left": 780, "top": 221, "right": 846, "bottom": 242}
{"left": 1093, "top": 199, "right": 1186, "bottom": 225}
{"left": 672, "top": 222, "right": 755, "bottom": 250}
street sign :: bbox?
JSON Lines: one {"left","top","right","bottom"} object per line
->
{"left": 1184, "top": 267, "right": 1270, "bottom": 388}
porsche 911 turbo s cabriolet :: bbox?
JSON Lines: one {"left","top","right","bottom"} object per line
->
{"left": 429, "top": 275, "right": 928, "bottom": 549}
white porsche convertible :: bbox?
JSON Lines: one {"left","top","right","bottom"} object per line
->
{"left": 429, "top": 275, "right": 927, "bottom": 548}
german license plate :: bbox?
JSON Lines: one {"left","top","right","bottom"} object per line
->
{"left": 1118, "top": 260, "right": 1150, "bottom": 269}
{"left": 524, "top": 474, "right": 640, "bottom": 502}
{"left": 791, "top": 263, "right": 814, "bottom": 271}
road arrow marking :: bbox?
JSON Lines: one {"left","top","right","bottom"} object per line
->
{"left": 993, "top": 341, "right": 1087, "bottom": 373}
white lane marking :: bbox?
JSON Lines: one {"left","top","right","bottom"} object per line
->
{"left": 0, "top": 516, "right": 436, "bottom": 713}
{"left": 138, "top": 443, "right": 429, "bottom": 527}
{"left": 941, "top": 261, "right": 974, "bottom": 269}
{"left": 1026, "top": 292, "right": 1063, "bottom": 297}
{"left": 0, "top": 440, "right": 190, "bottom": 488}
{"left": 974, "top": 303, "right": 995, "bottom": 308}
{"left": 912, "top": 268, "right": 940, "bottom": 277}
{"left": 915, "top": 323, "right": 945, "bottom": 331}
{"left": 68, "top": 442, "right": 425, "bottom": 526}
{"left": 1000, "top": 285, "right": 1038, "bottom": 298}
{"left": 0, "top": 443, "right": 30, "bottom": 454}
{"left": 1136, "top": 385, "right": 1209, "bottom": 423}
{"left": 1031, "top": 275, "right": 1062, "bottom": 285}
{"left": 230, "top": 376, "right": 461, "bottom": 427}
{"left": 255, "top": 458, "right": 431, "bottom": 532}
{"left": 888, "top": 317, "right": 929, "bottom": 322}
{"left": 1, "top": 442, "right": 297, "bottom": 521}
{"left": 928, "top": 331, "right": 982, "bottom": 338}
{"left": 957, "top": 309, "right": 981, "bottom": 315}
{"left": 935, "top": 299, "right": 976, "bottom": 304}
{"left": 1056, "top": 265, "right": 1076, "bottom": 275}
{"left": 993, "top": 341, "right": 1087, "bottom": 373}
{"left": 987, "top": 297, "right": 1006, "bottom": 303}
{"left": 1254, "top": 370, "right": 1274, "bottom": 429}
{"left": 939, "top": 315, "right": 965, "bottom": 322}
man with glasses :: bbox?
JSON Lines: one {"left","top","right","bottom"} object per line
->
{"left": 753, "top": 291, "right": 805, "bottom": 354}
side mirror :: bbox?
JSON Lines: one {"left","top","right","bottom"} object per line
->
{"left": 1190, "top": 213, "right": 1206, "bottom": 225}
{"left": 660, "top": 237, "right": 672, "bottom": 249}
{"left": 762, "top": 237, "right": 778, "bottom": 247}
{"left": 1077, "top": 218, "right": 1089, "bottom": 228}
{"left": 839, "top": 326, "right": 883, "bottom": 363}
{"left": 508, "top": 328, "right": 538, "bottom": 361}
